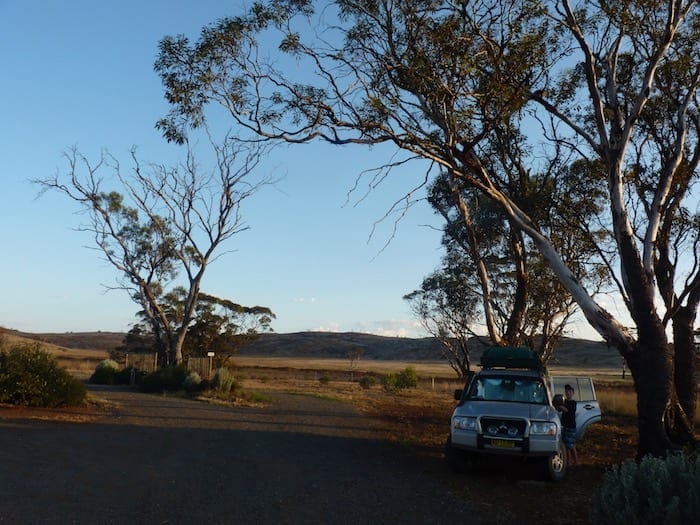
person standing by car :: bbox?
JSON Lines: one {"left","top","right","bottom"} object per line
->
{"left": 556, "top": 384, "right": 578, "bottom": 467}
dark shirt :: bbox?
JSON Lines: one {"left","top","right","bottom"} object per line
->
{"left": 561, "top": 399, "right": 576, "bottom": 429}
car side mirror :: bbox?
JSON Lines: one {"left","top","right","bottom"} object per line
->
{"left": 454, "top": 389, "right": 463, "bottom": 401}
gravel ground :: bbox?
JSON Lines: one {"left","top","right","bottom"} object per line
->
{"left": 0, "top": 386, "right": 477, "bottom": 525}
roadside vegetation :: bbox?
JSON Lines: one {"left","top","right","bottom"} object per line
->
{"left": 0, "top": 337, "right": 86, "bottom": 407}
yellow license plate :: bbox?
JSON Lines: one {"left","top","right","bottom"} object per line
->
{"left": 491, "top": 439, "right": 515, "bottom": 448}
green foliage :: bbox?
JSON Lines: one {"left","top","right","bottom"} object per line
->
{"left": 590, "top": 454, "right": 700, "bottom": 524}
{"left": 123, "top": 290, "right": 276, "bottom": 365}
{"left": 183, "top": 371, "right": 203, "bottom": 392}
{"left": 318, "top": 374, "right": 330, "bottom": 385}
{"left": 211, "top": 367, "right": 238, "bottom": 393}
{"left": 359, "top": 375, "right": 377, "bottom": 389}
{"left": 0, "top": 343, "right": 87, "bottom": 407}
{"left": 115, "top": 366, "right": 147, "bottom": 385}
{"left": 89, "top": 359, "right": 121, "bottom": 385}
{"left": 381, "top": 366, "right": 419, "bottom": 393}
{"left": 138, "top": 365, "right": 188, "bottom": 393}
{"left": 185, "top": 292, "right": 275, "bottom": 358}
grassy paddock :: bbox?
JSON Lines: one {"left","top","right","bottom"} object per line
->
{"left": 9, "top": 338, "right": 698, "bottom": 421}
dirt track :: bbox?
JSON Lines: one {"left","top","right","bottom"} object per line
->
{"left": 0, "top": 386, "right": 476, "bottom": 524}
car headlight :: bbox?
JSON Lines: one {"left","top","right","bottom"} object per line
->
{"left": 530, "top": 421, "right": 557, "bottom": 436}
{"left": 453, "top": 416, "right": 478, "bottom": 431}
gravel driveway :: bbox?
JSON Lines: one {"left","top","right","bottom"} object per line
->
{"left": 0, "top": 386, "right": 476, "bottom": 524}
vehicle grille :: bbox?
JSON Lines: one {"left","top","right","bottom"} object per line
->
{"left": 480, "top": 417, "right": 527, "bottom": 438}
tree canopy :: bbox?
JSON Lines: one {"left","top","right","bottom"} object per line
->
{"left": 38, "top": 136, "right": 272, "bottom": 364}
{"left": 155, "top": 0, "right": 700, "bottom": 457}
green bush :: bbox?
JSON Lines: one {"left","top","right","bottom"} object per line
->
{"left": 138, "top": 365, "right": 188, "bottom": 393}
{"left": 590, "top": 453, "right": 700, "bottom": 524}
{"left": 359, "top": 375, "right": 377, "bottom": 389}
{"left": 211, "top": 367, "right": 238, "bottom": 393}
{"left": 318, "top": 374, "right": 331, "bottom": 385}
{"left": 114, "top": 366, "right": 147, "bottom": 385}
{"left": 89, "top": 359, "right": 121, "bottom": 385}
{"left": 381, "top": 366, "right": 419, "bottom": 392}
{"left": 397, "top": 366, "right": 418, "bottom": 388}
{"left": 183, "top": 371, "right": 203, "bottom": 392}
{"left": 0, "top": 343, "right": 87, "bottom": 407}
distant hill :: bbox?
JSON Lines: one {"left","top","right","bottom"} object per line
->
{"left": 239, "top": 331, "right": 445, "bottom": 360}
{"left": 0, "top": 328, "right": 124, "bottom": 353}
{"left": 240, "top": 332, "right": 621, "bottom": 368}
{"left": 2, "top": 327, "right": 621, "bottom": 369}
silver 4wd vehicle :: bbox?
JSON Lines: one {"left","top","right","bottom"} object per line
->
{"left": 445, "top": 347, "right": 601, "bottom": 481}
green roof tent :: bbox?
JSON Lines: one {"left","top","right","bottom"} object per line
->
{"left": 479, "top": 346, "right": 543, "bottom": 371}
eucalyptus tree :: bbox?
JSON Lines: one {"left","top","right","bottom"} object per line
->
{"left": 183, "top": 292, "right": 275, "bottom": 358}
{"left": 123, "top": 290, "right": 275, "bottom": 362}
{"left": 154, "top": 0, "right": 700, "bottom": 456}
{"left": 408, "top": 158, "right": 605, "bottom": 374}
{"left": 37, "top": 137, "right": 270, "bottom": 365}
{"left": 404, "top": 249, "right": 480, "bottom": 378}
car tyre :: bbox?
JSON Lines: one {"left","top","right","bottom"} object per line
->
{"left": 544, "top": 439, "right": 567, "bottom": 482}
{"left": 445, "top": 436, "right": 473, "bottom": 474}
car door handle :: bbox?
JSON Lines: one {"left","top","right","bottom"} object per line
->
{"left": 582, "top": 404, "right": 596, "bottom": 410}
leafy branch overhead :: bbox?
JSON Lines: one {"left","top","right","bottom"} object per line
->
{"left": 155, "top": 0, "right": 700, "bottom": 459}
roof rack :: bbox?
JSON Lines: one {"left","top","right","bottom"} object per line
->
{"left": 479, "top": 346, "right": 544, "bottom": 371}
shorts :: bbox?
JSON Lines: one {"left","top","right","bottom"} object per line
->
{"left": 562, "top": 428, "right": 577, "bottom": 449}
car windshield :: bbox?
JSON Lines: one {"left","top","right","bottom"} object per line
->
{"left": 467, "top": 376, "right": 546, "bottom": 404}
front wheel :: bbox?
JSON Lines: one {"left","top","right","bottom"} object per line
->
{"left": 445, "top": 436, "right": 473, "bottom": 474}
{"left": 544, "top": 440, "right": 567, "bottom": 482}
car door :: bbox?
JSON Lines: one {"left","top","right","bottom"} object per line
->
{"left": 550, "top": 376, "right": 602, "bottom": 439}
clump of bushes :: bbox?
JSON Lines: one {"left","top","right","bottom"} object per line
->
{"left": 318, "top": 374, "right": 331, "bottom": 385}
{"left": 138, "top": 365, "right": 188, "bottom": 393}
{"left": 182, "top": 371, "right": 203, "bottom": 392}
{"left": 359, "top": 375, "right": 377, "bottom": 389}
{"left": 90, "top": 361, "right": 146, "bottom": 386}
{"left": 381, "top": 366, "right": 419, "bottom": 393}
{"left": 0, "top": 343, "right": 87, "bottom": 407}
{"left": 590, "top": 453, "right": 700, "bottom": 524}
{"left": 89, "top": 359, "right": 121, "bottom": 385}
{"left": 211, "top": 367, "right": 238, "bottom": 393}
{"left": 116, "top": 366, "right": 147, "bottom": 385}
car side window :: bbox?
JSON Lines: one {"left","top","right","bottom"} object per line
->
{"left": 551, "top": 376, "right": 597, "bottom": 402}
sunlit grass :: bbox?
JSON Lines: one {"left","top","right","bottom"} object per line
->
{"left": 598, "top": 385, "right": 700, "bottom": 422}
{"left": 598, "top": 387, "right": 637, "bottom": 417}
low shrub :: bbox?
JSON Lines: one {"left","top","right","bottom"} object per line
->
{"left": 381, "top": 373, "right": 400, "bottom": 392}
{"left": 318, "top": 374, "right": 331, "bottom": 385}
{"left": 397, "top": 366, "right": 418, "bottom": 388}
{"left": 0, "top": 343, "right": 87, "bottom": 407}
{"left": 381, "top": 366, "right": 419, "bottom": 393}
{"left": 138, "top": 365, "right": 188, "bottom": 393}
{"left": 183, "top": 371, "right": 203, "bottom": 392}
{"left": 89, "top": 359, "right": 121, "bottom": 385}
{"left": 114, "top": 366, "right": 147, "bottom": 385}
{"left": 359, "top": 375, "right": 377, "bottom": 389}
{"left": 211, "top": 367, "right": 238, "bottom": 393}
{"left": 590, "top": 453, "right": 700, "bottom": 524}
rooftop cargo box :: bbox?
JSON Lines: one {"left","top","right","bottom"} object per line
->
{"left": 480, "top": 347, "right": 543, "bottom": 371}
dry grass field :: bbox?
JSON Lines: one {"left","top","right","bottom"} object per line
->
{"left": 231, "top": 362, "right": 643, "bottom": 524}
{"left": 2, "top": 328, "right": 696, "bottom": 524}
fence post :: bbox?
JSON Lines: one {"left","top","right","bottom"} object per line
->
{"left": 207, "top": 352, "right": 215, "bottom": 380}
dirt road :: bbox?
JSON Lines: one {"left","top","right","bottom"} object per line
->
{"left": 0, "top": 387, "right": 476, "bottom": 524}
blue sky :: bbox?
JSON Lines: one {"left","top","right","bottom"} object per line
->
{"left": 0, "top": 0, "right": 451, "bottom": 337}
{"left": 1, "top": 1, "right": 610, "bottom": 341}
